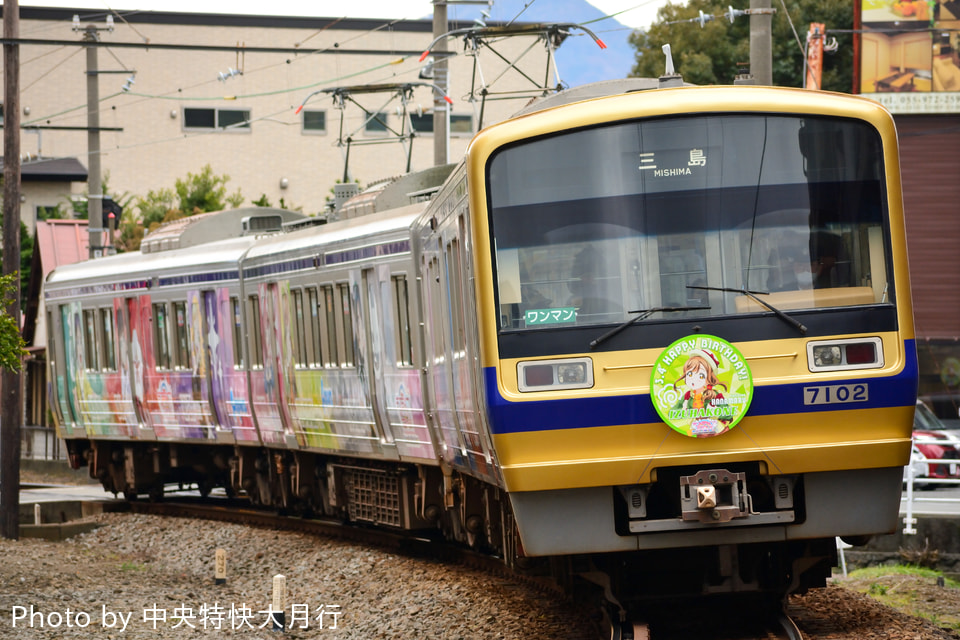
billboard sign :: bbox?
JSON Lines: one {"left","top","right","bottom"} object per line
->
{"left": 860, "top": 0, "right": 960, "bottom": 112}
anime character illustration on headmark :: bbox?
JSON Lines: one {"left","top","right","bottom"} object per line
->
{"left": 650, "top": 335, "right": 754, "bottom": 438}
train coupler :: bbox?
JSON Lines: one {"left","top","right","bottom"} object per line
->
{"left": 680, "top": 469, "right": 749, "bottom": 524}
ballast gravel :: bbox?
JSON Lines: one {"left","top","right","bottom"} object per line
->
{"left": 0, "top": 513, "right": 594, "bottom": 639}
{"left": 0, "top": 512, "right": 956, "bottom": 639}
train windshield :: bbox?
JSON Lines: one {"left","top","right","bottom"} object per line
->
{"left": 488, "top": 114, "right": 891, "bottom": 331}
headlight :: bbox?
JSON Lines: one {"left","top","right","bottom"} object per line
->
{"left": 517, "top": 357, "right": 594, "bottom": 392}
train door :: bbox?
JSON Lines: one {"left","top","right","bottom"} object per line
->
{"left": 444, "top": 217, "right": 494, "bottom": 478}
{"left": 360, "top": 265, "right": 400, "bottom": 459}
{"left": 255, "top": 282, "right": 297, "bottom": 446}
{"left": 127, "top": 295, "right": 155, "bottom": 438}
{"left": 204, "top": 289, "right": 246, "bottom": 441}
{"left": 422, "top": 241, "right": 468, "bottom": 467}
{"left": 45, "top": 309, "right": 66, "bottom": 433}
{"left": 49, "top": 303, "right": 81, "bottom": 437}
{"left": 59, "top": 301, "right": 91, "bottom": 435}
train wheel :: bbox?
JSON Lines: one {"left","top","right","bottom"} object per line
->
{"left": 148, "top": 484, "right": 164, "bottom": 502}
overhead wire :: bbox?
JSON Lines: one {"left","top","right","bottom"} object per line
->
{"left": 21, "top": 47, "right": 82, "bottom": 93}
{"left": 21, "top": 13, "right": 432, "bottom": 128}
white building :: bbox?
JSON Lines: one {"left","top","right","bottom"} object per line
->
{"left": 10, "top": 6, "right": 561, "bottom": 228}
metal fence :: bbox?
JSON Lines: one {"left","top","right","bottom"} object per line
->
{"left": 20, "top": 424, "right": 65, "bottom": 461}
{"left": 900, "top": 434, "right": 960, "bottom": 535}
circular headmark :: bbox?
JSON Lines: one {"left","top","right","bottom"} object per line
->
{"left": 649, "top": 335, "right": 753, "bottom": 438}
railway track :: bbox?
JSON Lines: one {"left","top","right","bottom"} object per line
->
{"left": 125, "top": 496, "right": 807, "bottom": 640}
{"left": 126, "top": 496, "right": 562, "bottom": 593}
{"left": 603, "top": 604, "right": 803, "bottom": 640}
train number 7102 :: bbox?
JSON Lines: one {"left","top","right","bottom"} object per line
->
{"left": 803, "top": 384, "right": 868, "bottom": 405}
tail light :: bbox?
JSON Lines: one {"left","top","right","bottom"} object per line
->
{"left": 517, "top": 357, "right": 594, "bottom": 392}
{"left": 807, "top": 337, "right": 883, "bottom": 372}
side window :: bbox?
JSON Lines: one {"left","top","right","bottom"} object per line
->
{"left": 247, "top": 295, "right": 263, "bottom": 368}
{"left": 99, "top": 308, "right": 116, "bottom": 372}
{"left": 291, "top": 289, "right": 307, "bottom": 368}
{"left": 231, "top": 296, "right": 244, "bottom": 369}
{"left": 173, "top": 301, "right": 191, "bottom": 370}
{"left": 306, "top": 287, "right": 323, "bottom": 367}
{"left": 392, "top": 275, "right": 413, "bottom": 366}
{"left": 322, "top": 285, "right": 338, "bottom": 367}
{"left": 447, "top": 238, "right": 466, "bottom": 352}
{"left": 428, "top": 257, "right": 444, "bottom": 362}
{"left": 338, "top": 283, "right": 356, "bottom": 367}
{"left": 83, "top": 309, "right": 99, "bottom": 371}
{"left": 153, "top": 303, "right": 172, "bottom": 370}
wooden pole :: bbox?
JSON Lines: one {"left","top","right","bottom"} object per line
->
{"left": 1, "top": 0, "right": 22, "bottom": 540}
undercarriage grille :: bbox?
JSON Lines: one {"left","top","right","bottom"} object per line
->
{"left": 344, "top": 468, "right": 401, "bottom": 527}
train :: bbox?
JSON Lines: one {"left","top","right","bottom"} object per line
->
{"left": 44, "top": 73, "right": 916, "bottom": 611}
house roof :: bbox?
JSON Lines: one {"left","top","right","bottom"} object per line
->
{"left": 20, "top": 157, "right": 88, "bottom": 183}
{"left": 22, "top": 219, "right": 90, "bottom": 346}
{"left": 35, "top": 219, "right": 90, "bottom": 278}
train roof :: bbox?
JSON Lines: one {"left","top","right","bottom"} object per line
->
{"left": 139, "top": 206, "right": 306, "bottom": 254}
{"left": 45, "top": 234, "right": 261, "bottom": 291}
{"left": 511, "top": 78, "right": 665, "bottom": 116}
{"left": 242, "top": 202, "right": 428, "bottom": 264}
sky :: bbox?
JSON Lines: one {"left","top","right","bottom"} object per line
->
{"left": 16, "top": 1, "right": 675, "bottom": 31}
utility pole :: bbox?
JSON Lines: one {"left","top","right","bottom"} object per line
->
{"left": 1, "top": 0, "right": 22, "bottom": 541}
{"left": 74, "top": 16, "right": 113, "bottom": 259}
{"left": 432, "top": 0, "right": 449, "bottom": 167}
{"left": 750, "top": 0, "right": 773, "bottom": 86}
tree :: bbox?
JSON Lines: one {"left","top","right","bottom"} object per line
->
{"left": 175, "top": 164, "right": 243, "bottom": 215}
{"left": 119, "top": 166, "right": 244, "bottom": 253}
{"left": 629, "top": 0, "right": 853, "bottom": 92}
{"left": 17, "top": 222, "right": 31, "bottom": 303}
{"left": 0, "top": 273, "right": 26, "bottom": 372}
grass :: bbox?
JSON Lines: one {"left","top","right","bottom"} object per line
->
{"left": 845, "top": 564, "right": 960, "bottom": 588}
{"left": 839, "top": 564, "right": 960, "bottom": 632}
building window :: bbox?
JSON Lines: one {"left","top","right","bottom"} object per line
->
{"left": 36, "top": 205, "right": 62, "bottom": 220}
{"left": 365, "top": 112, "right": 389, "bottom": 135}
{"left": 410, "top": 113, "right": 473, "bottom": 136}
{"left": 183, "top": 107, "right": 251, "bottom": 131}
{"left": 302, "top": 109, "right": 326, "bottom": 134}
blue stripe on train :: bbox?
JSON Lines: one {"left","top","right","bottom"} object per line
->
{"left": 484, "top": 339, "right": 919, "bottom": 435}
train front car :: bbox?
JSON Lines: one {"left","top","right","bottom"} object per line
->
{"left": 468, "top": 86, "right": 915, "bottom": 601}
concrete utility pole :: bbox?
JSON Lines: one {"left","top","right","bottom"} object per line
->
{"left": 74, "top": 16, "right": 113, "bottom": 259}
{"left": 1, "top": 0, "right": 22, "bottom": 541}
{"left": 432, "top": 0, "right": 449, "bottom": 167}
{"left": 750, "top": 0, "right": 773, "bottom": 86}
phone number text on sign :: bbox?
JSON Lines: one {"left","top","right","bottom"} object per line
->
{"left": 803, "top": 384, "right": 868, "bottom": 405}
